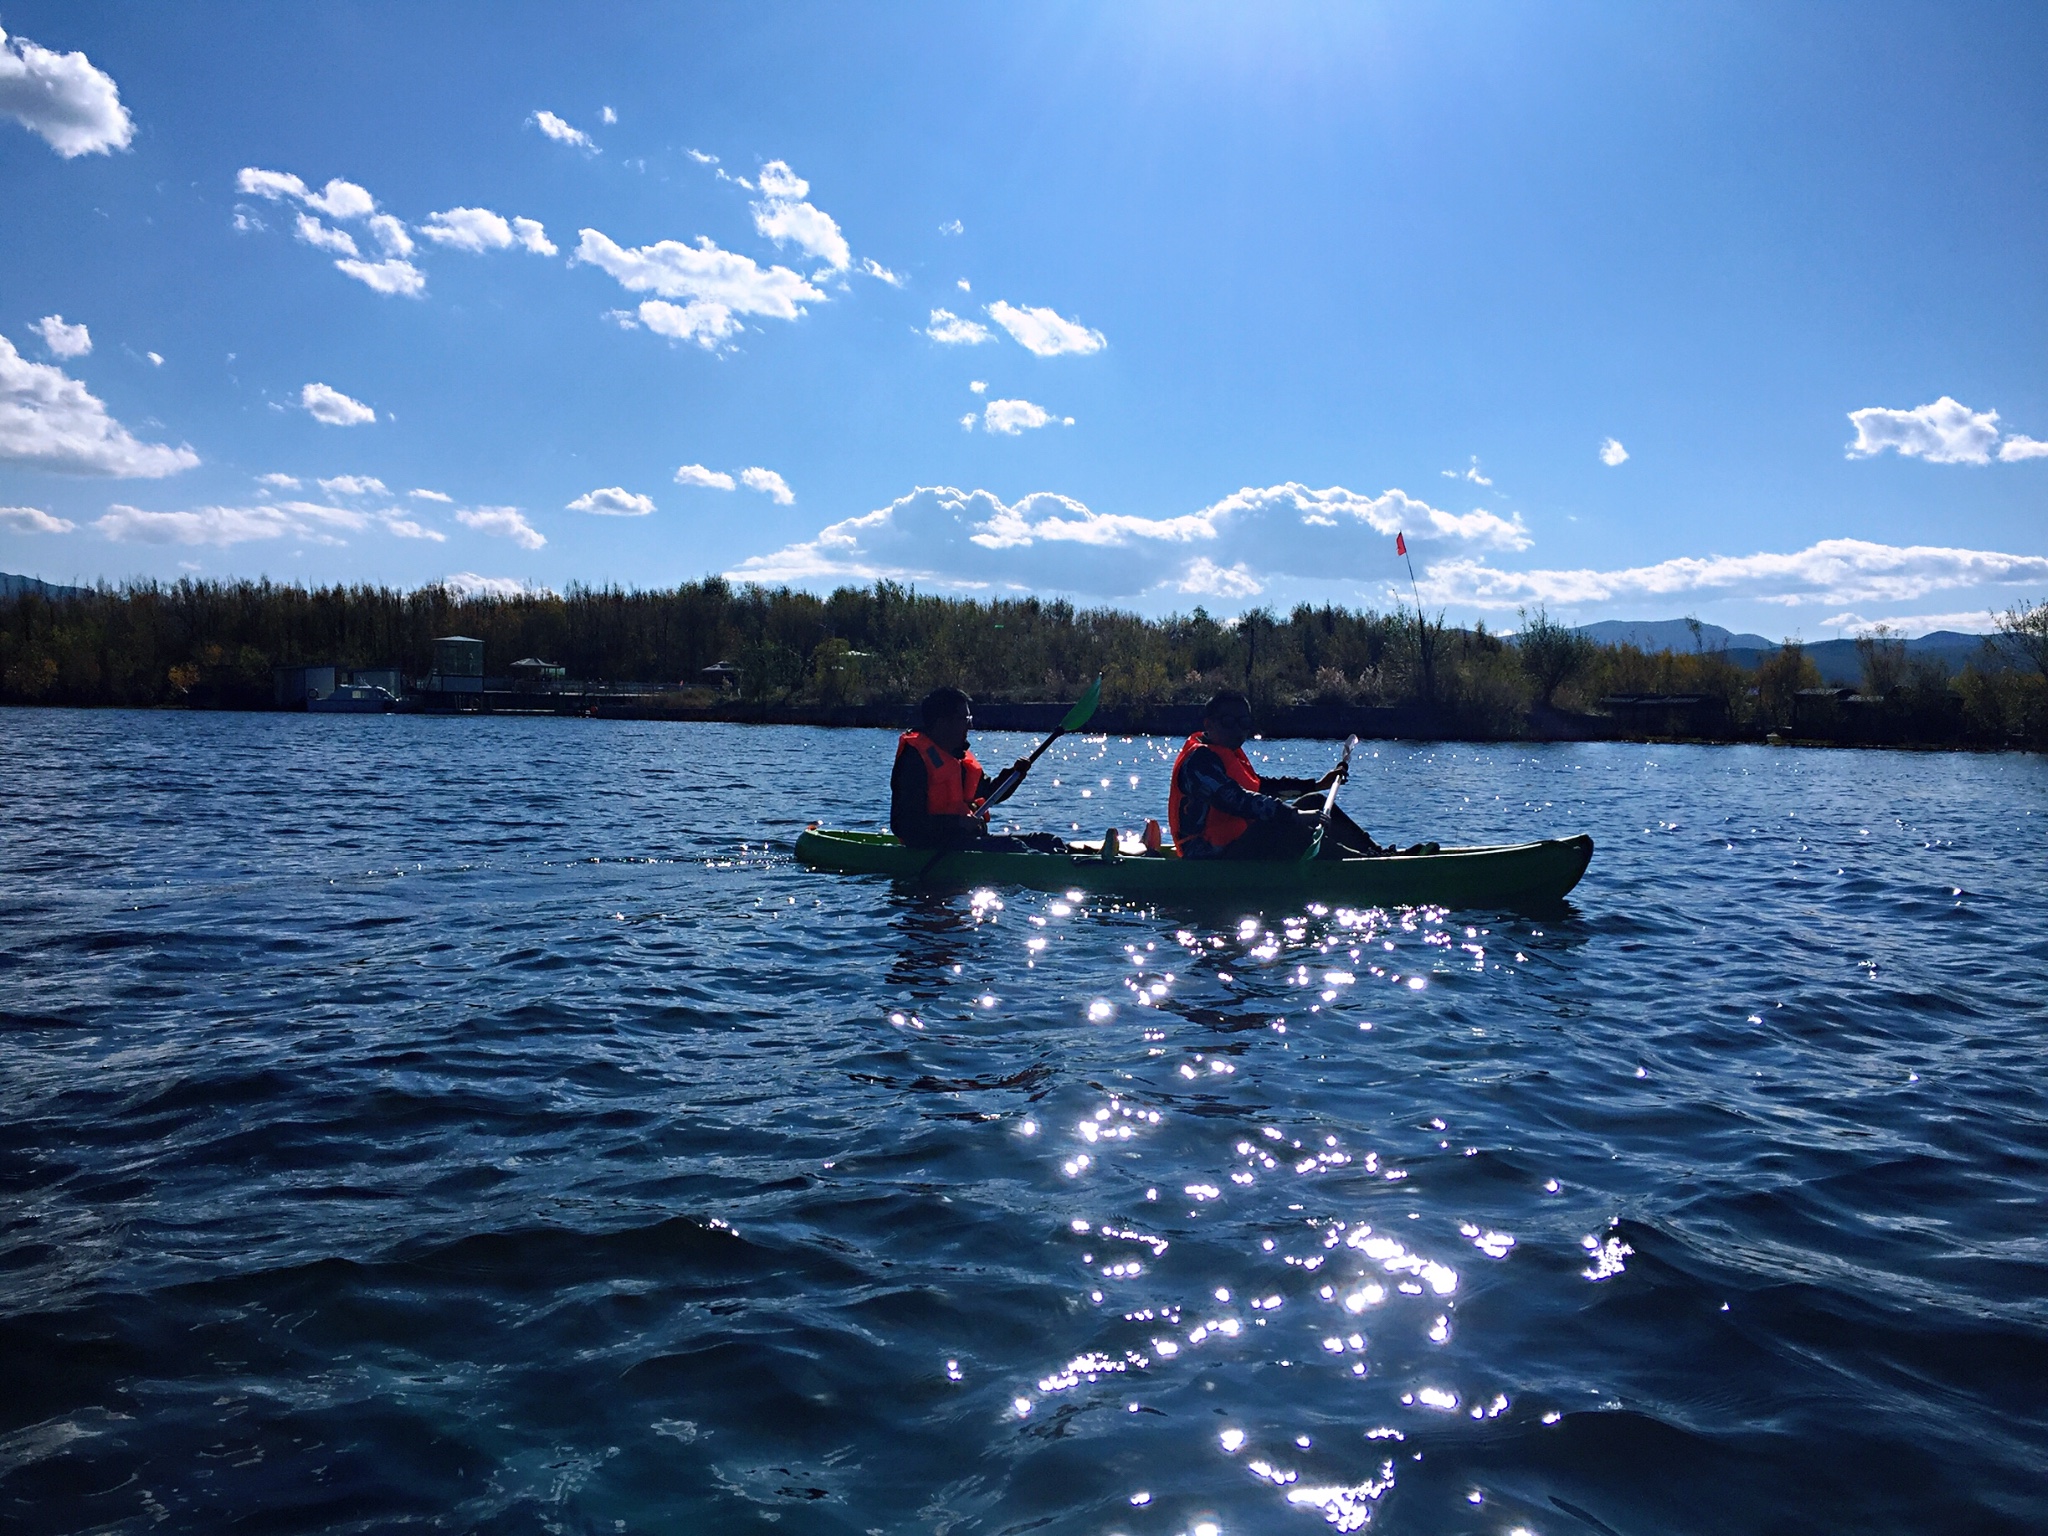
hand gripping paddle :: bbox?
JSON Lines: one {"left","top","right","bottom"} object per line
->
{"left": 1302, "top": 734, "right": 1358, "bottom": 863}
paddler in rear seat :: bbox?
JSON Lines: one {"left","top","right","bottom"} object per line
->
{"left": 1169, "top": 689, "right": 1390, "bottom": 859}
{"left": 892, "top": 688, "right": 1069, "bottom": 854}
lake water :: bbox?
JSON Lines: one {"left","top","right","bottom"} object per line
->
{"left": 3, "top": 711, "right": 2045, "bottom": 1535}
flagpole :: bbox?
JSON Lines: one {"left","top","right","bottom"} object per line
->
{"left": 1398, "top": 532, "right": 1423, "bottom": 628}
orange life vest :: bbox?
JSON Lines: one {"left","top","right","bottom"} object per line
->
{"left": 897, "top": 731, "right": 988, "bottom": 819}
{"left": 1168, "top": 732, "right": 1262, "bottom": 853}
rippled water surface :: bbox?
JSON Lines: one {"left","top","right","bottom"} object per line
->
{"left": 4, "top": 711, "right": 2046, "bottom": 1535}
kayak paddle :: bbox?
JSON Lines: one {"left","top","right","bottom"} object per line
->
{"left": 980, "top": 674, "right": 1102, "bottom": 812}
{"left": 1302, "top": 734, "right": 1358, "bottom": 862}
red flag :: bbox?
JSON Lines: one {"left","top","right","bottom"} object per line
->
{"left": 1395, "top": 531, "right": 1407, "bottom": 557}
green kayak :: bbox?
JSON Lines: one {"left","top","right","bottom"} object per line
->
{"left": 795, "top": 829, "right": 1594, "bottom": 910}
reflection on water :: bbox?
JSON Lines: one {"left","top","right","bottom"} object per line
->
{"left": 1, "top": 714, "right": 2045, "bottom": 1534}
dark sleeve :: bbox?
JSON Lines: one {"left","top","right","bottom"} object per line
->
{"left": 891, "top": 747, "right": 934, "bottom": 843}
{"left": 1261, "top": 774, "right": 1318, "bottom": 797}
{"left": 1181, "top": 747, "right": 1290, "bottom": 823}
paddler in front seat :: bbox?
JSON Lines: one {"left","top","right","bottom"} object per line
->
{"left": 892, "top": 688, "right": 1069, "bottom": 854}
{"left": 1169, "top": 689, "right": 1382, "bottom": 859}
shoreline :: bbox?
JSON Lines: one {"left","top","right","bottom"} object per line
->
{"left": 6, "top": 697, "right": 2036, "bottom": 752}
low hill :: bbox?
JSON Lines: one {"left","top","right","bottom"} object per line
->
{"left": 0, "top": 572, "right": 91, "bottom": 601}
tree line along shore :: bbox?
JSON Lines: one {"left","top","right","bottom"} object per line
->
{"left": 3, "top": 577, "right": 2044, "bottom": 748}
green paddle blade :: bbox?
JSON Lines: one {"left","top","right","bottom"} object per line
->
{"left": 1061, "top": 675, "right": 1103, "bottom": 732}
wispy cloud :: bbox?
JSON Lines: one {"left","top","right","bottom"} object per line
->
{"left": 674, "top": 463, "right": 736, "bottom": 490}
{"left": 567, "top": 486, "right": 655, "bottom": 516}
{"left": 1440, "top": 456, "right": 1491, "bottom": 485}
{"left": 979, "top": 398, "right": 1072, "bottom": 435}
{"left": 0, "top": 504, "right": 76, "bottom": 534}
{"left": 316, "top": 474, "right": 387, "bottom": 496}
{"left": 739, "top": 467, "right": 794, "bottom": 504}
{"left": 750, "top": 160, "right": 849, "bottom": 272}
{"left": 335, "top": 257, "right": 426, "bottom": 297}
{"left": 409, "top": 487, "right": 452, "bottom": 502}
{"left": 456, "top": 505, "right": 545, "bottom": 549}
{"left": 531, "top": 109, "right": 595, "bottom": 150}
{"left": 986, "top": 300, "right": 1105, "bottom": 357}
{"left": 576, "top": 228, "right": 824, "bottom": 349}
{"left": 860, "top": 257, "right": 905, "bottom": 287}
{"left": 300, "top": 382, "right": 374, "bottom": 426}
{"left": 293, "top": 213, "right": 358, "bottom": 257}
{"left": 0, "top": 336, "right": 198, "bottom": 477}
{"left": 31, "top": 314, "right": 91, "bottom": 358}
{"left": 93, "top": 499, "right": 368, "bottom": 546}
{"left": 1421, "top": 538, "right": 2048, "bottom": 611}
{"left": 926, "top": 308, "right": 992, "bottom": 345}
{"left": 0, "top": 24, "right": 133, "bottom": 157}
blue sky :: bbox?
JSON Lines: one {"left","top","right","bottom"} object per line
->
{"left": 3, "top": 2, "right": 2044, "bottom": 636}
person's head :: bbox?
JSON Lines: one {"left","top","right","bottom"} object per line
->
{"left": 1203, "top": 689, "right": 1255, "bottom": 749}
{"left": 919, "top": 686, "right": 974, "bottom": 752}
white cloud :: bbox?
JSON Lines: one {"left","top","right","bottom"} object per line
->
{"left": 969, "top": 380, "right": 987, "bottom": 394}
{"left": 511, "top": 216, "right": 556, "bottom": 256}
{"left": 422, "top": 207, "right": 514, "bottom": 253}
{"left": 146, "top": 351, "right": 163, "bottom": 366}
{"left": 1815, "top": 608, "right": 1999, "bottom": 638}
{"left": 1422, "top": 538, "right": 2048, "bottom": 612}
{"left": 939, "top": 219, "right": 963, "bottom": 236}
{"left": 729, "top": 481, "right": 1527, "bottom": 599}
{"left": 1600, "top": 437, "right": 1628, "bottom": 466}
{"left": 575, "top": 228, "right": 824, "bottom": 345}
{"left": 957, "top": 278, "right": 971, "bottom": 292}
{"left": 0, "top": 335, "right": 198, "bottom": 477}
{"left": 409, "top": 487, "right": 453, "bottom": 502}
{"left": 740, "top": 467, "right": 794, "bottom": 504}
{"left": 0, "top": 25, "right": 133, "bottom": 157}
{"left": 445, "top": 571, "right": 547, "bottom": 598}
{"left": 860, "top": 257, "right": 905, "bottom": 287}
{"left": 981, "top": 398, "right": 1066, "bottom": 435}
{"left": 1996, "top": 434, "right": 2048, "bottom": 462}
{"left": 632, "top": 299, "right": 742, "bottom": 347}
{"left": 367, "top": 213, "right": 414, "bottom": 257}
{"left": 567, "top": 486, "right": 655, "bottom": 516}
{"left": 986, "top": 300, "right": 1106, "bottom": 357}
{"left": 531, "top": 110, "right": 595, "bottom": 150}
{"left": 674, "top": 463, "right": 736, "bottom": 490}
{"left": 686, "top": 148, "right": 717, "bottom": 165}
{"left": 237, "top": 169, "right": 376, "bottom": 221}
{"left": 382, "top": 516, "right": 445, "bottom": 542}
{"left": 334, "top": 257, "right": 426, "bottom": 297}
{"left": 1177, "top": 557, "right": 1263, "bottom": 598}
{"left": 301, "top": 383, "right": 375, "bottom": 426}
{"left": 1846, "top": 398, "right": 2000, "bottom": 465}
{"left": 258, "top": 472, "right": 300, "bottom": 490}
{"left": 601, "top": 106, "right": 617, "bottom": 125}
{"left": 926, "top": 308, "right": 992, "bottom": 345}
{"left": 31, "top": 314, "right": 91, "bottom": 359}
{"left": 317, "top": 474, "right": 387, "bottom": 497}
{"left": 294, "top": 213, "right": 359, "bottom": 257}
{"left": 0, "top": 505, "right": 76, "bottom": 534}
{"left": 232, "top": 209, "right": 265, "bottom": 234}
{"left": 750, "top": 160, "right": 850, "bottom": 272}
{"left": 959, "top": 413, "right": 977, "bottom": 430}
{"left": 456, "top": 505, "right": 545, "bottom": 549}
{"left": 1444, "top": 456, "right": 1491, "bottom": 485}
{"left": 93, "top": 498, "right": 367, "bottom": 546}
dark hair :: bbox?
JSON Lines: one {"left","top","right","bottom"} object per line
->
{"left": 919, "top": 686, "right": 973, "bottom": 729}
{"left": 1204, "top": 688, "right": 1252, "bottom": 720}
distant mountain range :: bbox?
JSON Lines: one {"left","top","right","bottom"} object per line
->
{"left": 1568, "top": 617, "right": 2000, "bottom": 687}
{"left": 0, "top": 572, "right": 92, "bottom": 600}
